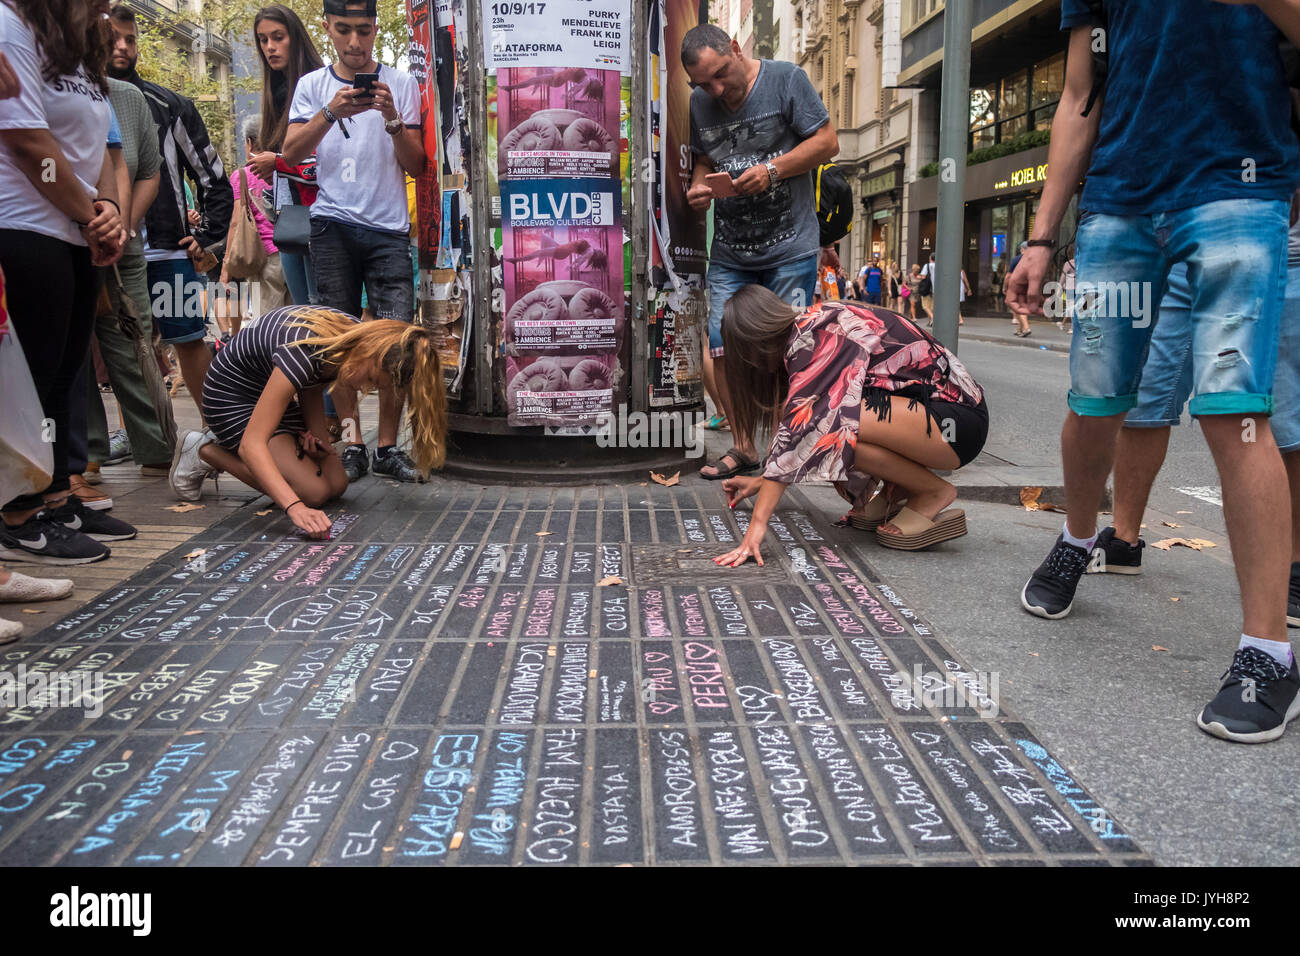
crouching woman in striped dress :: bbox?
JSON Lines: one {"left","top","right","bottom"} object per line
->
{"left": 168, "top": 306, "right": 447, "bottom": 539}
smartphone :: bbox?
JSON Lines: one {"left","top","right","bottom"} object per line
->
{"left": 705, "top": 171, "right": 737, "bottom": 198}
{"left": 352, "top": 71, "right": 379, "bottom": 99}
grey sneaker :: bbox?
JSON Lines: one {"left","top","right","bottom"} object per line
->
{"left": 170, "top": 429, "right": 217, "bottom": 501}
{"left": 372, "top": 449, "right": 425, "bottom": 483}
{"left": 105, "top": 428, "right": 132, "bottom": 464}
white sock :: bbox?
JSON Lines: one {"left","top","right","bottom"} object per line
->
{"left": 1061, "top": 521, "right": 1097, "bottom": 552}
{"left": 1239, "top": 634, "right": 1294, "bottom": 668}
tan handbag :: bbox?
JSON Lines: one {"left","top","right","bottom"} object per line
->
{"left": 224, "top": 166, "right": 268, "bottom": 280}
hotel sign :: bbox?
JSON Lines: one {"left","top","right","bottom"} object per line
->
{"left": 994, "top": 162, "right": 1048, "bottom": 192}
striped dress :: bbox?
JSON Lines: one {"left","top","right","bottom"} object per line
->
{"left": 202, "top": 306, "right": 355, "bottom": 451}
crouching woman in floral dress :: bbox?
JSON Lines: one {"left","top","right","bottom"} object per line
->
{"left": 714, "top": 285, "right": 990, "bottom": 565}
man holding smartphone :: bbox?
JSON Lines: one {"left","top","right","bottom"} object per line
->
{"left": 282, "top": 0, "right": 427, "bottom": 483}
{"left": 681, "top": 24, "right": 838, "bottom": 480}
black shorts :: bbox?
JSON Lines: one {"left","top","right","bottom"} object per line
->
{"left": 928, "top": 397, "right": 989, "bottom": 467}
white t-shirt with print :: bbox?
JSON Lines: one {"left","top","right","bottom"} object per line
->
{"left": 289, "top": 64, "right": 420, "bottom": 235}
{"left": 0, "top": 5, "right": 112, "bottom": 246}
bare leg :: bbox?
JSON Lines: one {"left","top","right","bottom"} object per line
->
{"left": 332, "top": 388, "right": 362, "bottom": 446}
{"left": 1285, "top": 450, "right": 1300, "bottom": 563}
{"left": 377, "top": 387, "right": 403, "bottom": 448}
{"left": 173, "top": 339, "right": 212, "bottom": 417}
{"left": 699, "top": 359, "right": 757, "bottom": 476}
{"left": 702, "top": 352, "right": 723, "bottom": 423}
{"left": 1111, "top": 425, "right": 1172, "bottom": 544}
{"left": 856, "top": 396, "right": 963, "bottom": 534}
{"left": 200, "top": 434, "right": 349, "bottom": 507}
{"left": 1060, "top": 411, "right": 1127, "bottom": 541}
{"left": 1201, "top": 414, "right": 1288, "bottom": 642}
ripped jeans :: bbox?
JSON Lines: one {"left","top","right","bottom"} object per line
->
{"left": 1068, "top": 198, "right": 1289, "bottom": 418}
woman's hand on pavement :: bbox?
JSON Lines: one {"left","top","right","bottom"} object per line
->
{"left": 288, "top": 502, "right": 332, "bottom": 539}
{"left": 722, "top": 474, "right": 762, "bottom": 508}
{"left": 714, "top": 525, "right": 766, "bottom": 568}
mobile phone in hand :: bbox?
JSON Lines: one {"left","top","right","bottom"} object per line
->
{"left": 705, "top": 171, "right": 737, "bottom": 198}
{"left": 352, "top": 71, "right": 379, "bottom": 100}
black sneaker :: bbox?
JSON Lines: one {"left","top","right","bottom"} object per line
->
{"left": 341, "top": 444, "right": 370, "bottom": 482}
{"left": 1288, "top": 562, "right": 1300, "bottom": 628}
{"left": 1197, "top": 647, "right": 1300, "bottom": 744}
{"left": 1020, "top": 534, "right": 1090, "bottom": 619}
{"left": 1086, "top": 526, "right": 1144, "bottom": 575}
{"left": 372, "top": 449, "right": 425, "bottom": 483}
{"left": 48, "top": 496, "right": 137, "bottom": 542}
{"left": 0, "top": 512, "right": 110, "bottom": 565}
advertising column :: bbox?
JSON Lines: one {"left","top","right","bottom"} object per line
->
{"left": 482, "top": 0, "right": 632, "bottom": 427}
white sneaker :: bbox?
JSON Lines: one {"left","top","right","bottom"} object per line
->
{"left": 0, "top": 617, "right": 20, "bottom": 644}
{"left": 169, "top": 429, "right": 217, "bottom": 502}
{"left": 0, "top": 571, "right": 74, "bottom": 602}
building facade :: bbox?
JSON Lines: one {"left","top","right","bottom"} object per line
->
{"left": 897, "top": 0, "right": 1072, "bottom": 312}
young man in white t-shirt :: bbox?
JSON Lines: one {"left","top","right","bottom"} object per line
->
{"left": 282, "top": 0, "right": 426, "bottom": 483}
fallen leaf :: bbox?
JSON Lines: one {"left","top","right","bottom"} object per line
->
{"left": 536, "top": 531, "right": 553, "bottom": 536}
{"left": 184, "top": 548, "right": 206, "bottom": 560}
{"left": 449, "top": 831, "right": 464, "bottom": 850}
{"left": 597, "top": 575, "right": 624, "bottom": 587}
{"left": 650, "top": 471, "right": 681, "bottom": 487}
{"left": 1152, "top": 645, "right": 1169, "bottom": 652}
{"left": 1151, "top": 537, "right": 1217, "bottom": 551}
{"left": 122, "top": 750, "right": 133, "bottom": 760}
{"left": 1162, "top": 521, "right": 1181, "bottom": 528}
{"left": 165, "top": 502, "right": 204, "bottom": 513}
{"left": 1170, "top": 597, "right": 1180, "bottom": 602}
{"left": 255, "top": 509, "right": 272, "bottom": 516}
{"left": 1019, "top": 486, "right": 1064, "bottom": 512}
{"left": 1028, "top": 652, "right": 1039, "bottom": 657}
{"left": 21, "top": 608, "right": 42, "bottom": 614}
{"left": 1177, "top": 510, "right": 1193, "bottom": 515}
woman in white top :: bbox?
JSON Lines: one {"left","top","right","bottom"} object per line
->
{"left": 0, "top": 0, "right": 128, "bottom": 568}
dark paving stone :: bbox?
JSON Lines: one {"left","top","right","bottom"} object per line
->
{"left": 0, "top": 484, "right": 1150, "bottom": 865}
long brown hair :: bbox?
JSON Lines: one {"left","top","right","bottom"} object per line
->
{"left": 7, "top": 0, "right": 109, "bottom": 93}
{"left": 254, "top": 4, "right": 323, "bottom": 152}
{"left": 290, "top": 310, "right": 448, "bottom": 473}
{"left": 720, "top": 285, "right": 800, "bottom": 445}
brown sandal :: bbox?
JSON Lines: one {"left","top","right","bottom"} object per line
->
{"left": 700, "top": 446, "right": 760, "bottom": 481}
{"left": 875, "top": 506, "right": 967, "bottom": 551}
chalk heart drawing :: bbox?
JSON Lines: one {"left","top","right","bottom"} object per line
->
{"left": 212, "top": 588, "right": 392, "bottom": 639}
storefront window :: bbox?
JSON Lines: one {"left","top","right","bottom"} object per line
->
{"left": 970, "top": 84, "right": 996, "bottom": 130}
{"left": 1032, "top": 52, "right": 1064, "bottom": 108}
{"left": 1000, "top": 114, "right": 1027, "bottom": 140}
{"left": 1001, "top": 70, "right": 1028, "bottom": 121}
{"left": 971, "top": 125, "right": 996, "bottom": 150}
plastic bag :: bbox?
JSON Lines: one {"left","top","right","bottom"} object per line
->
{"left": 0, "top": 322, "right": 53, "bottom": 505}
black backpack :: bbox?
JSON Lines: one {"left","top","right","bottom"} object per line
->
{"left": 815, "top": 163, "right": 853, "bottom": 245}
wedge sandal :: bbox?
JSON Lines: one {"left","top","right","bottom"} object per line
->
{"left": 875, "top": 506, "right": 967, "bottom": 551}
{"left": 700, "top": 447, "right": 760, "bottom": 481}
{"left": 847, "top": 494, "right": 908, "bottom": 532}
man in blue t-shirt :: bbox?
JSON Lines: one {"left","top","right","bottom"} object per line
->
{"left": 860, "top": 258, "right": 884, "bottom": 305}
{"left": 1006, "top": 0, "right": 1300, "bottom": 743}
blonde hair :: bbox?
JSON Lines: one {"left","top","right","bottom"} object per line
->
{"left": 289, "top": 309, "right": 448, "bottom": 473}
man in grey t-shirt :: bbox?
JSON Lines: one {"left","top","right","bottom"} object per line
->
{"left": 682, "top": 24, "right": 837, "bottom": 480}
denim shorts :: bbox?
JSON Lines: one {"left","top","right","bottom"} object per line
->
{"left": 706, "top": 252, "right": 819, "bottom": 357}
{"left": 147, "top": 258, "right": 210, "bottom": 345}
{"left": 310, "top": 216, "right": 415, "bottom": 322}
{"left": 1124, "top": 263, "right": 1194, "bottom": 427}
{"left": 1070, "top": 198, "right": 1289, "bottom": 418}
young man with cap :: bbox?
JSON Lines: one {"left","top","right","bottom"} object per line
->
{"left": 281, "top": 0, "right": 427, "bottom": 483}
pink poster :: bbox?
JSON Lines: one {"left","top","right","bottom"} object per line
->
{"left": 497, "top": 67, "right": 622, "bottom": 179}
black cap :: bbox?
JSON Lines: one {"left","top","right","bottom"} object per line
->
{"left": 324, "top": 0, "right": 377, "bottom": 15}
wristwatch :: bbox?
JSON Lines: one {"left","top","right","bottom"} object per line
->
{"left": 384, "top": 116, "right": 404, "bottom": 135}
{"left": 321, "top": 105, "right": 339, "bottom": 125}
{"left": 764, "top": 161, "right": 780, "bottom": 190}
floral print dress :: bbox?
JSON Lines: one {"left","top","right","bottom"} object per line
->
{"left": 763, "top": 301, "right": 985, "bottom": 507}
